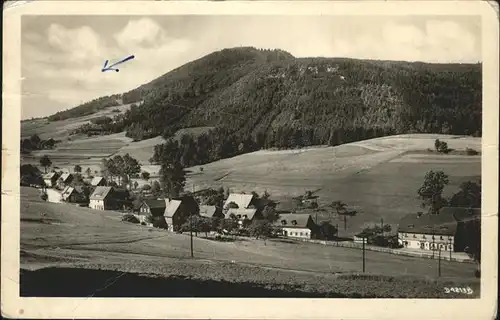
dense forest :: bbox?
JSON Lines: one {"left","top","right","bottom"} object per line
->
{"left": 45, "top": 47, "right": 482, "bottom": 166}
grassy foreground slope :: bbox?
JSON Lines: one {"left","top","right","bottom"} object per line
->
{"left": 20, "top": 187, "right": 479, "bottom": 298}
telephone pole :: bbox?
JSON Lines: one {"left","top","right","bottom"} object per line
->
{"left": 190, "top": 213, "right": 194, "bottom": 258}
{"left": 380, "top": 218, "right": 384, "bottom": 236}
{"left": 362, "top": 237, "right": 366, "bottom": 273}
{"left": 437, "top": 245, "right": 441, "bottom": 277}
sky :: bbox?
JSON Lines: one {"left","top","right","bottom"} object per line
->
{"left": 21, "top": 15, "right": 482, "bottom": 119}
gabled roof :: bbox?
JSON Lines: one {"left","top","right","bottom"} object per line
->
{"left": 224, "top": 193, "right": 254, "bottom": 209}
{"left": 397, "top": 211, "right": 458, "bottom": 236}
{"left": 91, "top": 176, "right": 105, "bottom": 186}
{"left": 164, "top": 199, "right": 182, "bottom": 217}
{"left": 143, "top": 199, "right": 167, "bottom": 210}
{"left": 226, "top": 208, "right": 257, "bottom": 220}
{"left": 199, "top": 205, "right": 217, "bottom": 218}
{"left": 61, "top": 186, "right": 76, "bottom": 200}
{"left": 43, "top": 172, "right": 58, "bottom": 180}
{"left": 90, "top": 186, "right": 113, "bottom": 200}
{"left": 59, "top": 173, "right": 73, "bottom": 182}
{"left": 275, "top": 213, "right": 313, "bottom": 229}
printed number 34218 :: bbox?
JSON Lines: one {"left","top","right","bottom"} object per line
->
{"left": 444, "top": 287, "right": 473, "bottom": 294}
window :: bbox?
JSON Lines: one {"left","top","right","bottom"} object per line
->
{"left": 440, "top": 236, "right": 443, "bottom": 240}
{"left": 413, "top": 234, "right": 416, "bottom": 238}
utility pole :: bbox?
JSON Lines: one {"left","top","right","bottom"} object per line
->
{"left": 381, "top": 218, "right": 384, "bottom": 236}
{"left": 362, "top": 237, "right": 366, "bottom": 273}
{"left": 432, "top": 228, "right": 435, "bottom": 259}
{"left": 438, "top": 245, "right": 441, "bottom": 277}
{"left": 190, "top": 213, "right": 194, "bottom": 258}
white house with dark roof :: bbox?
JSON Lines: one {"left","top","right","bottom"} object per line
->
{"left": 43, "top": 172, "right": 60, "bottom": 188}
{"left": 275, "top": 213, "right": 317, "bottom": 239}
{"left": 89, "top": 186, "right": 114, "bottom": 210}
{"left": 397, "top": 206, "right": 480, "bottom": 252}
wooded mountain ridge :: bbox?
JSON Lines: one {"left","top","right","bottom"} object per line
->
{"left": 45, "top": 47, "right": 482, "bottom": 165}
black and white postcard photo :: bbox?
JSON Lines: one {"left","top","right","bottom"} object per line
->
{"left": 2, "top": 1, "right": 498, "bottom": 319}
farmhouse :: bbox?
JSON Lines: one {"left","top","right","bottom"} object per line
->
{"left": 43, "top": 172, "right": 60, "bottom": 188}
{"left": 61, "top": 186, "right": 85, "bottom": 203}
{"left": 57, "top": 173, "right": 73, "bottom": 189}
{"left": 136, "top": 199, "right": 166, "bottom": 224}
{"left": 275, "top": 213, "right": 317, "bottom": 239}
{"left": 91, "top": 176, "right": 107, "bottom": 187}
{"left": 225, "top": 208, "right": 259, "bottom": 228}
{"left": 164, "top": 195, "right": 200, "bottom": 232}
{"left": 397, "top": 207, "right": 480, "bottom": 252}
{"left": 199, "top": 205, "right": 224, "bottom": 219}
{"left": 89, "top": 186, "right": 129, "bottom": 211}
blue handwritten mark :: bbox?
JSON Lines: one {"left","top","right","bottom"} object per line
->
{"left": 101, "top": 55, "right": 135, "bottom": 72}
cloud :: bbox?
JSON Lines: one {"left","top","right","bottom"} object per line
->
{"left": 46, "top": 24, "right": 108, "bottom": 65}
{"left": 330, "top": 20, "right": 480, "bottom": 63}
{"left": 114, "top": 18, "right": 166, "bottom": 49}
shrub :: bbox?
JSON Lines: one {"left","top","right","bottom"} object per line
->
{"left": 121, "top": 214, "right": 139, "bottom": 224}
{"left": 465, "top": 147, "right": 479, "bottom": 156}
{"left": 40, "top": 192, "right": 48, "bottom": 201}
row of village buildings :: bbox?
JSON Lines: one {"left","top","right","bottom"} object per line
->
{"left": 42, "top": 172, "right": 480, "bottom": 253}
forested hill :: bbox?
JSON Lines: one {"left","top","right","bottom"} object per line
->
{"left": 46, "top": 46, "right": 482, "bottom": 165}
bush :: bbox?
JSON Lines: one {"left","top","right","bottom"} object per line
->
{"left": 40, "top": 193, "right": 48, "bottom": 201}
{"left": 465, "top": 147, "right": 479, "bottom": 156}
{"left": 121, "top": 214, "right": 140, "bottom": 224}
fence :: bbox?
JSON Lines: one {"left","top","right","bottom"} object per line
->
{"left": 293, "top": 238, "right": 475, "bottom": 263}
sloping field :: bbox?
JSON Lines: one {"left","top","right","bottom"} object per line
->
{"left": 20, "top": 187, "right": 478, "bottom": 298}
{"left": 21, "top": 104, "right": 134, "bottom": 140}
{"left": 186, "top": 135, "right": 481, "bottom": 236}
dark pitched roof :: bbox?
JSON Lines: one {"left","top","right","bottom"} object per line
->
{"left": 397, "top": 211, "right": 458, "bottom": 236}
{"left": 226, "top": 208, "right": 257, "bottom": 220}
{"left": 143, "top": 199, "right": 167, "bottom": 210}
{"left": 275, "top": 213, "right": 313, "bottom": 229}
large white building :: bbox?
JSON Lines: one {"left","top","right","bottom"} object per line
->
{"left": 397, "top": 207, "right": 481, "bottom": 252}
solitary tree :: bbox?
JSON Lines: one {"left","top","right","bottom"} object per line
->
{"left": 39, "top": 155, "right": 52, "bottom": 173}
{"left": 159, "top": 161, "right": 186, "bottom": 199}
{"left": 141, "top": 171, "right": 150, "bottom": 181}
{"left": 418, "top": 170, "right": 449, "bottom": 214}
{"left": 74, "top": 165, "right": 82, "bottom": 174}
{"left": 85, "top": 167, "right": 92, "bottom": 178}
{"left": 449, "top": 180, "right": 481, "bottom": 208}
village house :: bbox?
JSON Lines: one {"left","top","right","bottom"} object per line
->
{"left": 57, "top": 173, "right": 73, "bottom": 189}
{"left": 89, "top": 186, "right": 130, "bottom": 211}
{"left": 164, "top": 195, "right": 200, "bottom": 232}
{"left": 61, "top": 186, "right": 86, "bottom": 203}
{"left": 275, "top": 213, "right": 317, "bottom": 239}
{"left": 43, "top": 172, "right": 60, "bottom": 188}
{"left": 397, "top": 207, "right": 481, "bottom": 252}
{"left": 136, "top": 199, "right": 167, "bottom": 225}
{"left": 199, "top": 205, "right": 224, "bottom": 219}
{"left": 225, "top": 208, "right": 260, "bottom": 228}
{"left": 90, "top": 176, "right": 107, "bottom": 187}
